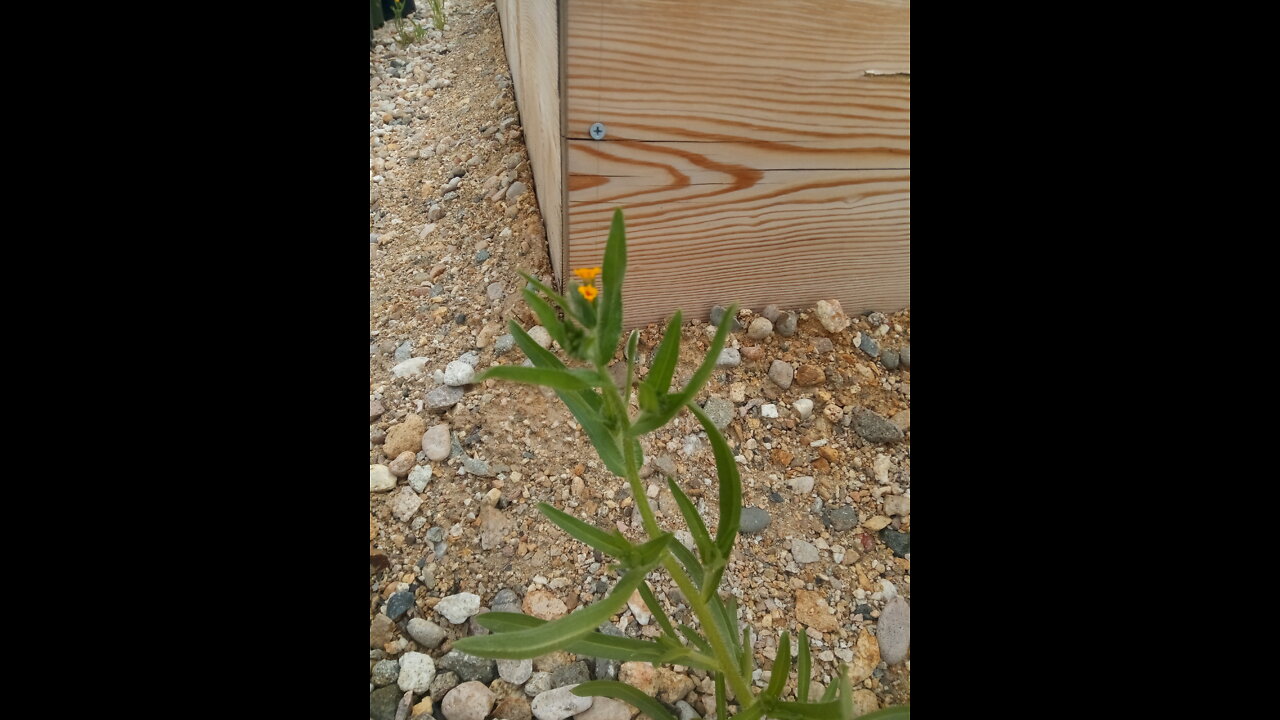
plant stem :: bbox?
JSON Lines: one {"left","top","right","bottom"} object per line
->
{"left": 605, "top": 365, "right": 756, "bottom": 708}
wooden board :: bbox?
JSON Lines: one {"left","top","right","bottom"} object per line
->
{"left": 565, "top": 0, "right": 910, "bottom": 328}
{"left": 495, "top": 0, "right": 565, "bottom": 279}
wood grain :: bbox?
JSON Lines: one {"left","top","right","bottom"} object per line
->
{"left": 565, "top": 0, "right": 910, "bottom": 328}
{"left": 496, "top": 0, "right": 566, "bottom": 279}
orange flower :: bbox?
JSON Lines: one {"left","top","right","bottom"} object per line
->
{"left": 573, "top": 267, "right": 601, "bottom": 282}
{"left": 578, "top": 284, "right": 599, "bottom": 302}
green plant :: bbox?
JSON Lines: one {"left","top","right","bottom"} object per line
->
{"left": 389, "top": 0, "right": 427, "bottom": 48}
{"left": 427, "top": 0, "right": 445, "bottom": 31}
{"left": 453, "top": 209, "right": 908, "bottom": 720}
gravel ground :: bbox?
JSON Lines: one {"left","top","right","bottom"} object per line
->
{"left": 370, "top": 3, "right": 911, "bottom": 718}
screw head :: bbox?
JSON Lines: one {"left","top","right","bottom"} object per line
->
{"left": 589, "top": 122, "right": 606, "bottom": 140}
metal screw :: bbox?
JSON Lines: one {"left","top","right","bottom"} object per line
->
{"left": 589, "top": 122, "right": 606, "bottom": 140}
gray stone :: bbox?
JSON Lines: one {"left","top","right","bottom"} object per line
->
{"left": 457, "top": 351, "right": 481, "bottom": 367}
{"left": 653, "top": 456, "right": 678, "bottom": 478}
{"left": 788, "top": 475, "right": 814, "bottom": 494}
{"left": 761, "top": 304, "right": 781, "bottom": 322}
{"left": 528, "top": 326, "right": 553, "bottom": 349}
{"left": 532, "top": 685, "right": 593, "bottom": 720}
{"left": 858, "top": 333, "right": 880, "bottom": 358}
{"left": 499, "top": 658, "right": 534, "bottom": 685}
{"left": 868, "top": 312, "right": 886, "bottom": 326}
{"left": 550, "top": 661, "right": 590, "bottom": 688}
{"left": 398, "top": 651, "right": 437, "bottom": 693}
{"left": 880, "top": 349, "right": 900, "bottom": 370}
{"left": 492, "top": 588, "right": 522, "bottom": 614}
{"left": 708, "top": 305, "right": 742, "bottom": 331}
{"left": 880, "top": 529, "right": 910, "bottom": 558}
{"left": 524, "top": 671, "right": 553, "bottom": 697}
{"left": 423, "top": 424, "right": 451, "bottom": 461}
{"left": 791, "top": 539, "right": 820, "bottom": 564}
{"left": 442, "top": 360, "right": 476, "bottom": 386}
{"left": 371, "top": 658, "right": 400, "bottom": 687}
{"left": 883, "top": 494, "right": 910, "bottom": 517}
{"left": 436, "top": 592, "right": 482, "bottom": 624}
{"left": 426, "top": 527, "right": 446, "bottom": 543}
{"left": 393, "top": 357, "right": 430, "bottom": 378}
{"left": 407, "top": 617, "right": 447, "bottom": 648}
{"left": 370, "top": 399, "right": 385, "bottom": 422}
{"left": 408, "top": 464, "right": 433, "bottom": 493}
{"left": 576, "top": 697, "right": 631, "bottom": 720}
{"left": 877, "top": 597, "right": 910, "bottom": 665}
{"left": 391, "top": 486, "right": 423, "bottom": 521}
{"left": 468, "top": 607, "right": 491, "bottom": 636}
{"left": 462, "top": 455, "right": 495, "bottom": 477}
{"left": 591, "top": 623, "right": 626, "bottom": 680}
{"left": 495, "top": 334, "right": 515, "bottom": 354}
{"left": 814, "top": 337, "right": 833, "bottom": 353}
{"left": 486, "top": 282, "right": 505, "bottom": 300}
{"left": 443, "top": 681, "right": 497, "bottom": 720}
{"left": 370, "top": 684, "right": 405, "bottom": 720}
{"left": 768, "top": 360, "right": 794, "bottom": 389}
{"left": 739, "top": 507, "right": 771, "bottom": 533}
{"left": 370, "top": 464, "right": 397, "bottom": 492}
{"left": 702, "top": 396, "right": 735, "bottom": 430}
{"left": 775, "top": 311, "right": 797, "bottom": 336}
{"left": 438, "top": 649, "right": 498, "bottom": 684}
{"left": 900, "top": 344, "right": 910, "bottom": 369}
{"left": 825, "top": 506, "right": 859, "bottom": 532}
{"left": 854, "top": 410, "right": 904, "bottom": 444}
{"left": 386, "top": 590, "right": 415, "bottom": 621}
{"left": 506, "top": 181, "right": 527, "bottom": 202}
{"left": 792, "top": 398, "right": 814, "bottom": 420}
{"left": 716, "top": 348, "right": 741, "bottom": 367}
{"left": 395, "top": 340, "right": 414, "bottom": 362}
{"left": 427, "top": 385, "right": 465, "bottom": 413}
{"left": 475, "top": 250, "right": 491, "bottom": 263}
{"left": 747, "top": 317, "right": 773, "bottom": 340}
{"left": 675, "top": 700, "right": 701, "bottom": 720}
{"left": 430, "top": 670, "right": 460, "bottom": 698}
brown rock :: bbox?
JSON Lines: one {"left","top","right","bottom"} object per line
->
{"left": 522, "top": 589, "right": 568, "bottom": 620}
{"left": 618, "top": 661, "right": 658, "bottom": 696}
{"left": 740, "top": 346, "right": 765, "bottom": 362}
{"left": 370, "top": 514, "right": 377, "bottom": 541}
{"left": 817, "top": 446, "right": 841, "bottom": 464}
{"left": 849, "top": 689, "right": 879, "bottom": 717}
{"left": 656, "top": 668, "right": 696, "bottom": 704}
{"left": 371, "top": 399, "right": 385, "bottom": 421}
{"left": 389, "top": 451, "right": 417, "bottom": 477}
{"left": 370, "top": 613, "right": 397, "bottom": 648}
{"left": 795, "top": 365, "right": 826, "bottom": 386}
{"left": 385, "top": 414, "right": 427, "bottom": 458}
{"left": 771, "top": 449, "right": 794, "bottom": 466}
{"left": 493, "top": 696, "right": 531, "bottom": 720}
{"left": 846, "top": 628, "right": 881, "bottom": 684}
{"left": 811, "top": 458, "right": 830, "bottom": 473}
{"left": 889, "top": 408, "right": 911, "bottom": 432}
{"left": 411, "top": 697, "right": 434, "bottom": 720}
{"left": 794, "top": 590, "right": 839, "bottom": 632}
{"left": 479, "top": 506, "right": 511, "bottom": 551}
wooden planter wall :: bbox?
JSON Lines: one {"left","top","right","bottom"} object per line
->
{"left": 496, "top": 0, "right": 910, "bottom": 329}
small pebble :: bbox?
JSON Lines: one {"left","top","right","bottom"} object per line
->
{"left": 739, "top": 507, "right": 771, "bottom": 533}
{"left": 370, "top": 399, "right": 385, "bottom": 422}
{"left": 791, "top": 539, "right": 820, "bottom": 564}
{"left": 531, "top": 685, "right": 592, "bottom": 720}
{"left": 877, "top": 597, "right": 911, "bottom": 665}
{"left": 900, "top": 344, "right": 910, "bottom": 369}
{"left": 486, "top": 282, "right": 505, "bottom": 300}
{"left": 859, "top": 333, "right": 880, "bottom": 358}
{"left": 814, "top": 299, "right": 850, "bottom": 333}
{"left": 761, "top": 304, "right": 782, "bottom": 322}
{"left": 386, "top": 590, "right": 415, "bottom": 621}
{"left": 881, "top": 349, "right": 900, "bottom": 370}
{"left": 708, "top": 305, "right": 742, "bottom": 331}
{"left": 371, "top": 659, "right": 400, "bottom": 687}
{"left": 431, "top": 671, "right": 461, "bottom": 698}
{"left": 389, "top": 451, "right": 417, "bottom": 477}
{"left": 495, "top": 334, "right": 515, "bottom": 354}
{"left": 702, "top": 396, "right": 735, "bottom": 430}
{"left": 395, "top": 340, "right": 414, "bottom": 362}
{"left": 407, "top": 618, "right": 447, "bottom": 648}
{"left": 427, "top": 385, "right": 465, "bottom": 413}
{"left": 475, "top": 250, "right": 491, "bottom": 263}
{"left": 793, "top": 398, "right": 814, "bottom": 420}
{"left": 498, "top": 658, "right": 534, "bottom": 685}
{"left": 370, "top": 464, "right": 397, "bottom": 492}
{"left": 442, "top": 360, "right": 476, "bottom": 386}
{"left": 398, "top": 651, "right": 437, "bottom": 693}
{"left": 879, "top": 528, "right": 911, "bottom": 557}
{"left": 442, "top": 681, "right": 497, "bottom": 720}
{"left": 747, "top": 317, "right": 773, "bottom": 340}
{"left": 824, "top": 506, "right": 859, "bottom": 532}
{"left": 854, "top": 410, "right": 904, "bottom": 444}
{"left": 768, "top": 360, "right": 794, "bottom": 389}
{"left": 423, "top": 424, "right": 452, "bottom": 461}
{"left": 761, "top": 404, "right": 778, "bottom": 418}
{"left": 775, "top": 311, "right": 797, "bottom": 336}
{"left": 716, "top": 348, "right": 740, "bottom": 367}
{"left": 436, "top": 592, "right": 482, "bottom": 624}
{"left": 528, "top": 326, "right": 553, "bottom": 349}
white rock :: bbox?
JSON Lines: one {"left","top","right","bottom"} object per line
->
{"left": 532, "top": 685, "right": 593, "bottom": 720}
{"left": 873, "top": 455, "right": 893, "bottom": 484}
{"left": 627, "top": 587, "right": 652, "bottom": 625}
{"left": 408, "top": 465, "right": 433, "bottom": 493}
{"left": 423, "top": 423, "right": 452, "bottom": 461}
{"left": 788, "top": 475, "right": 815, "bottom": 494}
{"left": 370, "top": 464, "right": 397, "bottom": 492}
{"left": 574, "top": 696, "right": 631, "bottom": 720}
{"left": 716, "top": 348, "right": 741, "bottom": 367}
{"left": 435, "top": 592, "right": 482, "bottom": 624}
{"left": 880, "top": 578, "right": 898, "bottom": 601}
{"left": 793, "top": 398, "right": 814, "bottom": 420}
{"left": 398, "top": 652, "right": 436, "bottom": 694}
{"left": 498, "top": 658, "right": 533, "bottom": 685}
{"left": 528, "top": 325, "right": 553, "bottom": 349}
{"left": 877, "top": 596, "right": 911, "bottom": 665}
{"left": 391, "top": 486, "right": 423, "bottom": 521}
{"left": 814, "top": 299, "right": 850, "bottom": 333}
{"left": 761, "top": 404, "right": 779, "bottom": 418}
{"left": 443, "top": 681, "right": 496, "bottom": 720}
{"left": 791, "top": 539, "right": 820, "bottom": 564}
{"left": 442, "top": 360, "right": 475, "bottom": 386}
{"left": 392, "top": 357, "right": 430, "bottom": 377}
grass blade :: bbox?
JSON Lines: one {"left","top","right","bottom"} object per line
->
{"left": 851, "top": 708, "right": 910, "bottom": 720}
{"left": 797, "top": 628, "right": 811, "bottom": 703}
{"left": 572, "top": 681, "right": 675, "bottom": 720}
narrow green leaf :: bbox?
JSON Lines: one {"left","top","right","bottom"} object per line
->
{"left": 453, "top": 567, "right": 655, "bottom": 659}
{"left": 472, "top": 613, "right": 667, "bottom": 662}
{"left": 714, "top": 672, "right": 728, "bottom": 720}
{"left": 645, "top": 311, "right": 683, "bottom": 394}
{"left": 796, "top": 628, "right": 811, "bottom": 703}
{"left": 677, "top": 624, "right": 711, "bottom": 654}
{"left": 761, "top": 699, "right": 846, "bottom": 720}
{"left": 666, "top": 477, "right": 715, "bottom": 565}
{"left": 478, "top": 365, "right": 595, "bottom": 391}
{"left": 836, "top": 665, "right": 852, "bottom": 720}
{"left": 538, "top": 503, "right": 632, "bottom": 557}
{"left": 819, "top": 678, "right": 838, "bottom": 703}
{"left": 764, "top": 631, "right": 791, "bottom": 700}
{"left": 572, "top": 681, "right": 675, "bottom": 720}
{"left": 522, "top": 288, "right": 568, "bottom": 348}
{"left": 685, "top": 401, "right": 741, "bottom": 561}
{"left": 850, "top": 707, "right": 910, "bottom": 720}
{"left": 667, "top": 539, "right": 704, "bottom": 590}
{"left": 518, "top": 270, "right": 582, "bottom": 327}
{"left": 596, "top": 208, "right": 627, "bottom": 366}
{"left": 636, "top": 581, "right": 677, "bottom": 638}
{"left": 629, "top": 304, "right": 736, "bottom": 437}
